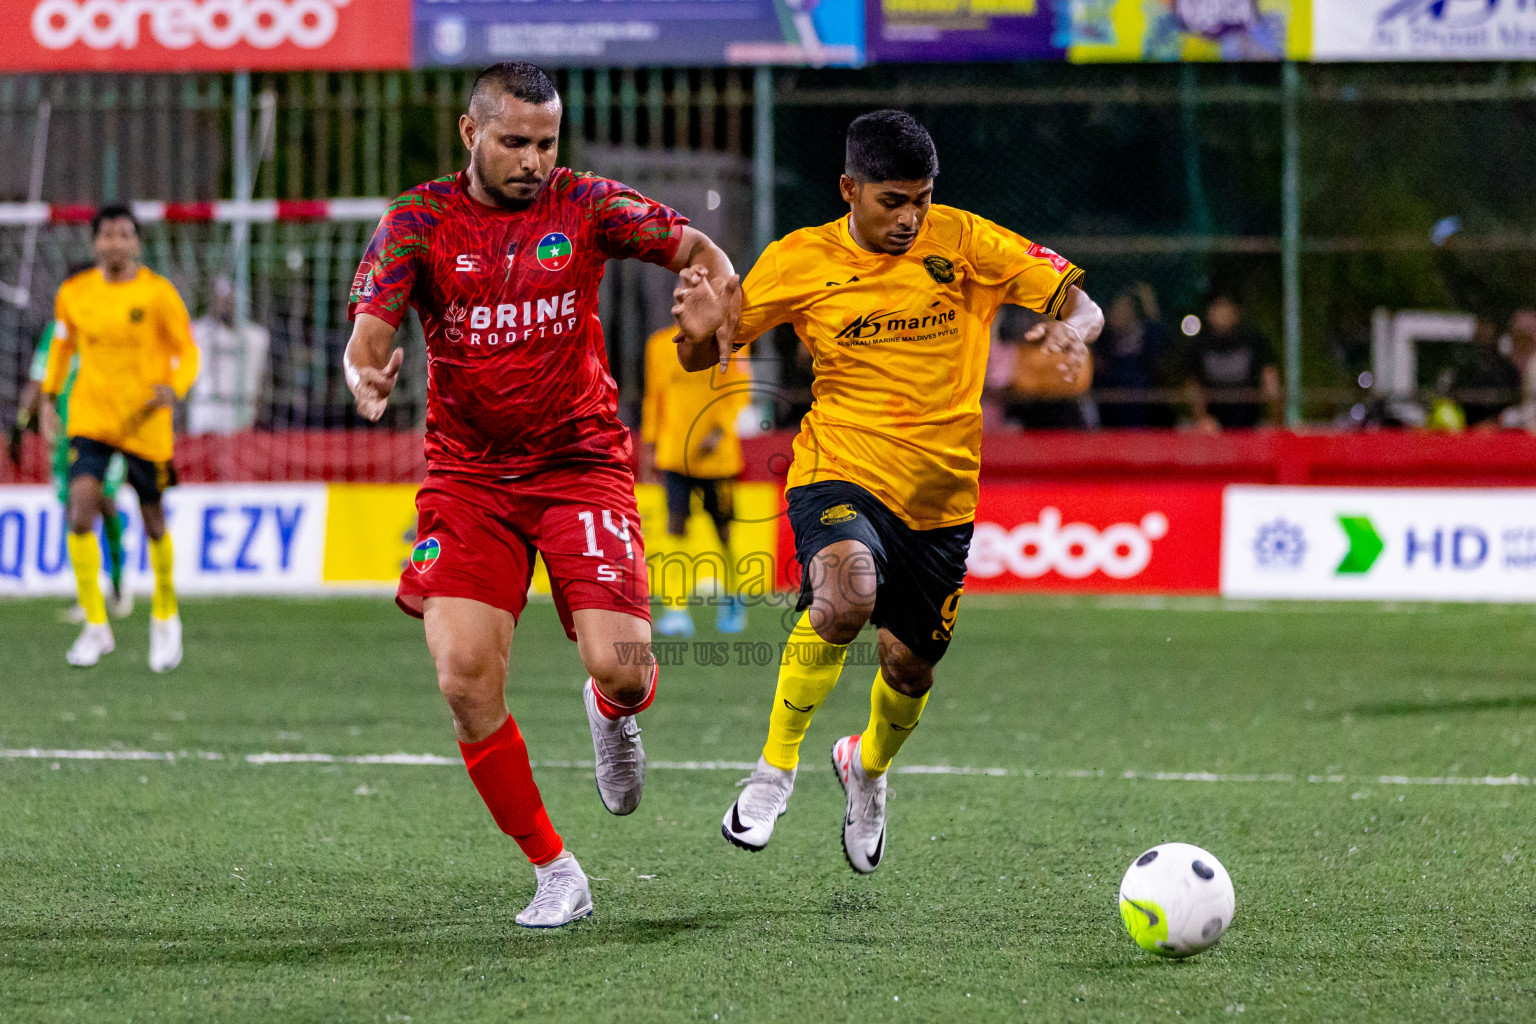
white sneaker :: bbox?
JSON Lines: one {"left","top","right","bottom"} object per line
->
{"left": 149, "top": 614, "right": 182, "bottom": 673}
{"left": 66, "top": 622, "right": 115, "bottom": 667}
{"left": 109, "top": 585, "right": 134, "bottom": 619}
{"left": 516, "top": 852, "right": 593, "bottom": 928}
{"left": 584, "top": 679, "right": 645, "bottom": 815}
{"left": 831, "top": 735, "right": 887, "bottom": 874}
{"left": 655, "top": 608, "right": 694, "bottom": 638}
{"left": 721, "top": 756, "right": 796, "bottom": 852}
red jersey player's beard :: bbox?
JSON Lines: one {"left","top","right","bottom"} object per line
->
{"left": 471, "top": 149, "right": 546, "bottom": 210}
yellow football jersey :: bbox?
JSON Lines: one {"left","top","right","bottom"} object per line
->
{"left": 642, "top": 326, "right": 752, "bottom": 479}
{"left": 733, "top": 205, "right": 1083, "bottom": 529}
{"left": 45, "top": 267, "right": 199, "bottom": 464}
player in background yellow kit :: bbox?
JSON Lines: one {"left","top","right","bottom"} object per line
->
{"left": 672, "top": 110, "right": 1103, "bottom": 872}
{"left": 42, "top": 204, "right": 200, "bottom": 671}
{"left": 640, "top": 325, "right": 753, "bottom": 637}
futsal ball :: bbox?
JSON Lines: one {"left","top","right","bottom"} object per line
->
{"left": 1118, "top": 842, "right": 1235, "bottom": 959}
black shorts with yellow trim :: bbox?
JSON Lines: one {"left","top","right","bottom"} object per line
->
{"left": 67, "top": 437, "right": 178, "bottom": 506}
{"left": 663, "top": 471, "right": 735, "bottom": 529}
{"left": 785, "top": 479, "right": 970, "bottom": 665}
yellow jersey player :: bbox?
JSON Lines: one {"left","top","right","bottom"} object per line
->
{"left": 42, "top": 204, "right": 200, "bottom": 671}
{"left": 640, "top": 325, "right": 753, "bottom": 637}
{"left": 673, "top": 110, "right": 1103, "bottom": 872}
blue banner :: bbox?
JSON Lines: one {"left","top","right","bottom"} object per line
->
{"left": 415, "top": 0, "right": 864, "bottom": 67}
{"left": 865, "top": 0, "right": 1061, "bottom": 63}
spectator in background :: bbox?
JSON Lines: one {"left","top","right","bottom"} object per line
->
{"left": 187, "top": 277, "right": 270, "bottom": 435}
{"left": 1496, "top": 310, "right": 1536, "bottom": 430}
{"left": 1458, "top": 314, "right": 1521, "bottom": 428}
{"left": 1181, "top": 292, "right": 1281, "bottom": 431}
{"left": 1093, "top": 282, "right": 1172, "bottom": 428}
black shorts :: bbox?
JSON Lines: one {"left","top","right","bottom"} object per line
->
{"left": 786, "top": 480, "right": 971, "bottom": 665}
{"left": 663, "top": 471, "right": 735, "bottom": 529}
{"left": 67, "top": 436, "right": 178, "bottom": 506}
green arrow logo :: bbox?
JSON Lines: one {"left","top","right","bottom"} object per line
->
{"left": 1336, "top": 516, "right": 1383, "bottom": 574}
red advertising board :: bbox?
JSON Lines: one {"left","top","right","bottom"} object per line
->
{"left": 967, "top": 484, "right": 1222, "bottom": 594}
{"left": 772, "top": 482, "right": 1223, "bottom": 595}
{"left": 4, "top": 0, "right": 411, "bottom": 72}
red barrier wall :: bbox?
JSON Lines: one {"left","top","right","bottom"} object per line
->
{"left": 8, "top": 429, "right": 1536, "bottom": 488}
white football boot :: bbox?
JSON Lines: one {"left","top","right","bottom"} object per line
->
{"left": 831, "top": 735, "right": 887, "bottom": 874}
{"left": 148, "top": 615, "right": 182, "bottom": 674}
{"left": 721, "top": 756, "right": 796, "bottom": 852}
{"left": 516, "top": 852, "right": 594, "bottom": 928}
{"left": 584, "top": 679, "right": 645, "bottom": 815}
{"left": 66, "top": 622, "right": 115, "bottom": 667}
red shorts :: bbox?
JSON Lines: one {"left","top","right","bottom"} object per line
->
{"left": 397, "top": 462, "right": 650, "bottom": 641}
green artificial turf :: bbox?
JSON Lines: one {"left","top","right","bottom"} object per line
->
{"left": 3, "top": 595, "right": 1536, "bottom": 1022}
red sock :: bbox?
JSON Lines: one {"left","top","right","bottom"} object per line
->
{"left": 591, "top": 662, "right": 658, "bottom": 721}
{"left": 458, "top": 715, "right": 564, "bottom": 866}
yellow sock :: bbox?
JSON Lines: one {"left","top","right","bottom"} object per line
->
{"left": 859, "top": 670, "right": 929, "bottom": 778}
{"left": 67, "top": 532, "right": 108, "bottom": 626}
{"left": 762, "top": 611, "right": 850, "bottom": 770}
{"left": 149, "top": 533, "right": 177, "bottom": 619}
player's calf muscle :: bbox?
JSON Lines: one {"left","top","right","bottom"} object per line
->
{"left": 878, "top": 638, "right": 935, "bottom": 697}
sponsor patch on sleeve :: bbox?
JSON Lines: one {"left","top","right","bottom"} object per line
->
{"left": 1027, "top": 243, "right": 1070, "bottom": 274}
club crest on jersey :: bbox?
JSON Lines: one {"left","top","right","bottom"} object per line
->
{"left": 536, "top": 232, "right": 573, "bottom": 271}
{"left": 923, "top": 256, "right": 955, "bottom": 284}
{"left": 820, "top": 504, "right": 858, "bottom": 525}
{"left": 411, "top": 537, "right": 441, "bottom": 573}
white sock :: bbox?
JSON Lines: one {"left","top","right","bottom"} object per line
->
{"left": 534, "top": 851, "right": 578, "bottom": 879}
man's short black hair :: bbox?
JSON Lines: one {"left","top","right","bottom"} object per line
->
{"left": 845, "top": 110, "right": 939, "bottom": 183}
{"left": 469, "top": 61, "right": 560, "bottom": 118}
{"left": 91, "top": 202, "right": 139, "bottom": 238}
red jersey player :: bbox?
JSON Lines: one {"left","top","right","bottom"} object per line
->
{"left": 344, "top": 62, "right": 738, "bottom": 928}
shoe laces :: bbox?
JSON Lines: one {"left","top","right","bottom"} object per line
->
{"left": 594, "top": 716, "right": 641, "bottom": 773}
{"left": 529, "top": 866, "right": 585, "bottom": 910}
{"left": 852, "top": 769, "right": 886, "bottom": 830}
{"left": 736, "top": 766, "right": 791, "bottom": 820}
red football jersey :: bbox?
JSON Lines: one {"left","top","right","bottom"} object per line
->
{"left": 349, "top": 169, "right": 687, "bottom": 476}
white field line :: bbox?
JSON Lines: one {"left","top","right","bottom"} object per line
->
{"left": 1, "top": 748, "right": 1531, "bottom": 787}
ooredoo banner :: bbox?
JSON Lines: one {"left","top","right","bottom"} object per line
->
{"left": 966, "top": 484, "right": 1223, "bottom": 594}
{"left": 3, "top": 0, "right": 411, "bottom": 72}
{"left": 1221, "top": 486, "right": 1536, "bottom": 601}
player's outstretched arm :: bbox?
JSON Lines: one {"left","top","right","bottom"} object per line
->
{"left": 667, "top": 227, "right": 740, "bottom": 372}
{"left": 1024, "top": 285, "right": 1104, "bottom": 390}
{"left": 345, "top": 313, "right": 404, "bottom": 422}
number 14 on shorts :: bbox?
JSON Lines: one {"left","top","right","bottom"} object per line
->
{"left": 578, "top": 510, "right": 634, "bottom": 581}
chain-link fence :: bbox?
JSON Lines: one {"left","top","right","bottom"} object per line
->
{"left": 775, "top": 61, "right": 1536, "bottom": 429}
{"left": 2, "top": 61, "right": 1534, "bottom": 478}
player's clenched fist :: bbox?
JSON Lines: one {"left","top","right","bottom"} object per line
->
{"left": 349, "top": 348, "right": 404, "bottom": 422}
{"left": 672, "top": 266, "right": 741, "bottom": 371}
{"left": 1025, "top": 318, "right": 1090, "bottom": 385}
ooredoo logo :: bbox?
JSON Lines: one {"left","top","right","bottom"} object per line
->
{"left": 31, "top": 0, "right": 349, "bottom": 51}
{"left": 968, "top": 507, "right": 1170, "bottom": 581}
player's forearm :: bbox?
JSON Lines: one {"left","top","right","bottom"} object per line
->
{"left": 1058, "top": 285, "right": 1104, "bottom": 345}
{"left": 170, "top": 344, "right": 200, "bottom": 399}
{"left": 345, "top": 314, "right": 398, "bottom": 374}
